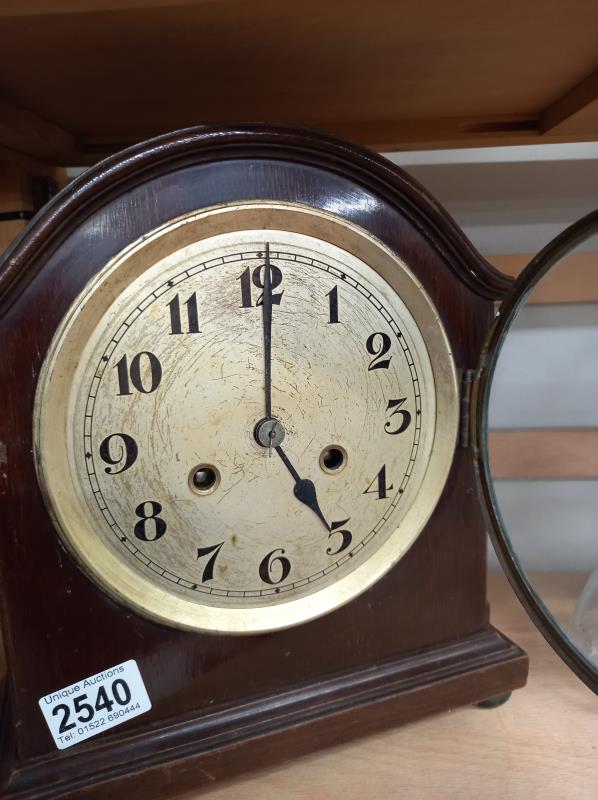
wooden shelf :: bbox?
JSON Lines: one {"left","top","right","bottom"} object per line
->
{"left": 1, "top": 1, "right": 598, "bottom": 165}
{"left": 489, "top": 429, "right": 598, "bottom": 479}
{"left": 179, "top": 571, "right": 597, "bottom": 800}
{"left": 490, "top": 254, "right": 598, "bottom": 304}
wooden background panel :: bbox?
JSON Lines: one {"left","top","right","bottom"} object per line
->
{"left": 488, "top": 429, "right": 598, "bottom": 479}
{"left": 0, "top": 165, "right": 68, "bottom": 254}
{"left": 0, "top": 165, "right": 32, "bottom": 254}
{"left": 490, "top": 254, "right": 598, "bottom": 304}
{"left": 0, "top": 219, "right": 25, "bottom": 254}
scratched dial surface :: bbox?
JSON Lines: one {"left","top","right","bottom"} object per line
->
{"left": 35, "top": 203, "right": 458, "bottom": 633}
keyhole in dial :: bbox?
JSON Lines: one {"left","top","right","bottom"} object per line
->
{"left": 189, "top": 464, "right": 220, "bottom": 495}
{"left": 319, "top": 445, "right": 347, "bottom": 474}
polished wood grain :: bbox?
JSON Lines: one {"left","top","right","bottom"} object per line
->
{"left": 1, "top": 2, "right": 598, "bottom": 162}
{"left": 180, "top": 572, "right": 597, "bottom": 800}
{"left": 0, "top": 0, "right": 208, "bottom": 12}
{"left": 489, "top": 429, "right": 598, "bottom": 479}
{"left": 0, "top": 125, "right": 512, "bottom": 310}
{"left": 490, "top": 253, "right": 598, "bottom": 304}
{"left": 0, "top": 126, "right": 526, "bottom": 799}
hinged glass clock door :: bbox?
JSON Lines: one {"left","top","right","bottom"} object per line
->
{"left": 473, "top": 209, "right": 598, "bottom": 693}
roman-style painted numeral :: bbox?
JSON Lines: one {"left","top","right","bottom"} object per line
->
{"left": 115, "top": 352, "right": 162, "bottom": 395}
{"left": 364, "top": 465, "right": 393, "bottom": 500}
{"left": 168, "top": 291, "right": 200, "bottom": 334}
{"left": 385, "top": 398, "right": 412, "bottom": 435}
{"left": 366, "top": 332, "right": 392, "bottom": 370}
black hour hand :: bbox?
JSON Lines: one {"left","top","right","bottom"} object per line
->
{"left": 275, "top": 446, "right": 330, "bottom": 532}
{"left": 293, "top": 478, "right": 329, "bottom": 532}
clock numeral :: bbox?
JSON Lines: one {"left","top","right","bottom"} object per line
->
{"left": 327, "top": 285, "right": 339, "bottom": 323}
{"left": 168, "top": 291, "right": 200, "bottom": 334}
{"left": 98, "top": 432, "right": 138, "bottom": 474}
{"left": 366, "top": 332, "right": 392, "bottom": 370}
{"left": 115, "top": 352, "right": 162, "bottom": 396}
{"left": 364, "top": 465, "right": 393, "bottom": 500}
{"left": 326, "top": 518, "right": 352, "bottom": 556}
{"left": 238, "top": 267, "right": 253, "bottom": 308}
{"left": 196, "top": 542, "right": 224, "bottom": 582}
{"left": 259, "top": 548, "right": 291, "bottom": 585}
{"left": 385, "top": 398, "right": 412, "bottom": 435}
{"left": 134, "top": 500, "right": 167, "bottom": 541}
{"left": 238, "top": 263, "right": 284, "bottom": 308}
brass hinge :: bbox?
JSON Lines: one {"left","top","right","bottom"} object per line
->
{"left": 459, "top": 369, "right": 475, "bottom": 448}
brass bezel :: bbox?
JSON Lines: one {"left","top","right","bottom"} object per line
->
{"left": 34, "top": 202, "right": 459, "bottom": 634}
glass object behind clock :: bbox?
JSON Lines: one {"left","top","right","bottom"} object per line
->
{"left": 477, "top": 210, "right": 598, "bottom": 691}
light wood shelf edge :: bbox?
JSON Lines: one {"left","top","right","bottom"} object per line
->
{"left": 489, "top": 253, "right": 598, "bottom": 304}
{"left": 489, "top": 428, "right": 598, "bottom": 479}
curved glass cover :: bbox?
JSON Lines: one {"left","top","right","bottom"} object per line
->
{"left": 475, "top": 210, "right": 598, "bottom": 693}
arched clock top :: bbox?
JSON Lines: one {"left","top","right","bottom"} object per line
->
{"left": 0, "top": 125, "right": 512, "bottom": 315}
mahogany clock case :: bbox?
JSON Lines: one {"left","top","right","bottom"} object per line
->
{"left": 0, "top": 126, "right": 527, "bottom": 800}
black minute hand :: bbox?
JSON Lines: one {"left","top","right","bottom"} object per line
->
{"left": 275, "top": 445, "right": 330, "bottom": 532}
{"left": 262, "top": 242, "right": 273, "bottom": 421}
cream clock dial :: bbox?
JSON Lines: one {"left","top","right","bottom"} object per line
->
{"left": 35, "top": 203, "right": 458, "bottom": 633}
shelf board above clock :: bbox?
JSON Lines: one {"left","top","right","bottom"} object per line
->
{"left": 0, "top": 0, "right": 598, "bottom": 165}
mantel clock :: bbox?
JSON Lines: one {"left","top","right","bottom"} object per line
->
{"left": 0, "top": 125, "right": 594, "bottom": 800}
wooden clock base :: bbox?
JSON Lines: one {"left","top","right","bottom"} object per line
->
{"left": 0, "top": 627, "right": 525, "bottom": 800}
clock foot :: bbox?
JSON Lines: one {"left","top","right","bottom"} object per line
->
{"left": 474, "top": 691, "right": 512, "bottom": 709}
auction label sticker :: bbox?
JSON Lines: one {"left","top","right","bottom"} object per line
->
{"left": 39, "top": 659, "right": 152, "bottom": 749}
